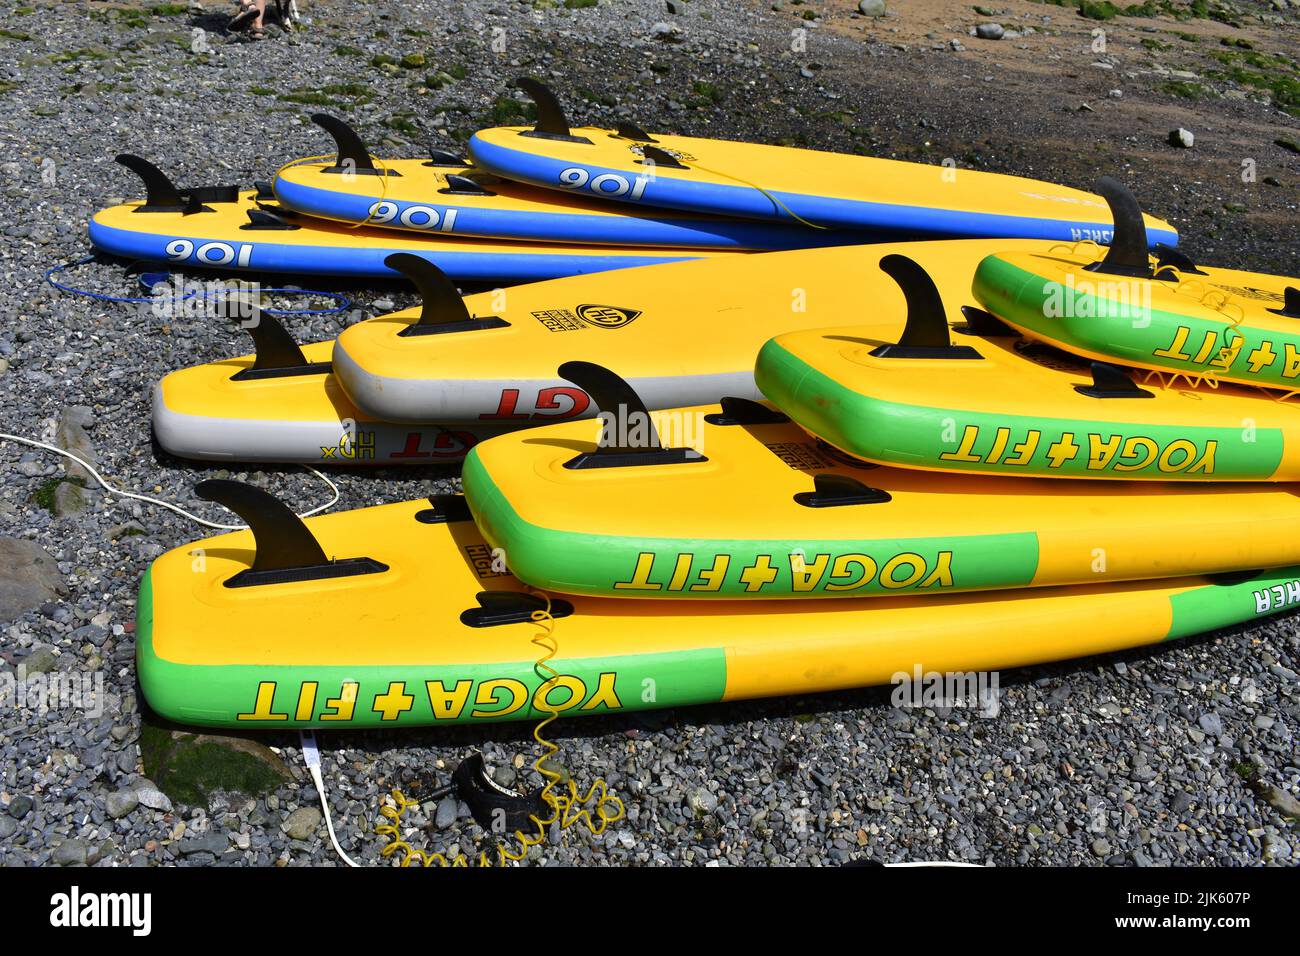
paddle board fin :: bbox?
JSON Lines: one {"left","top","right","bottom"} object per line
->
{"left": 425, "top": 146, "right": 469, "bottom": 168}
{"left": 439, "top": 173, "right": 496, "bottom": 196}
{"left": 384, "top": 253, "right": 509, "bottom": 336}
{"left": 956, "top": 305, "right": 1016, "bottom": 337}
{"left": 460, "top": 590, "right": 575, "bottom": 627}
{"left": 116, "top": 154, "right": 188, "bottom": 212}
{"left": 194, "top": 479, "right": 387, "bottom": 586}
{"left": 794, "top": 473, "right": 892, "bottom": 508}
{"left": 1074, "top": 361, "right": 1155, "bottom": 399}
{"left": 311, "top": 113, "right": 398, "bottom": 177}
{"left": 614, "top": 121, "right": 658, "bottom": 143}
{"left": 1153, "top": 242, "right": 1206, "bottom": 278}
{"left": 703, "top": 396, "right": 789, "bottom": 426}
{"left": 514, "top": 77, "right": 593, "bottom": 144}
{"left": 638, "top": 145, "right": 688, "bottom": 170}
{"left": 1268, "top": 287, "right": 1300, "bottom": 319}
{"left": 242, "top": 208, "right": 300, "bottom": 231}
{"left": 1087, "top": 176, "right": 1154, "bottom": 278}
{"left": 558, "top": 361, "right": 707, "bottom": 469}
{"left": 414, "top": 494, "right": 474, "bottom": 524}
{"left": 869, "top": 255, "right": 982, "bottom": 359}
{"left": 116, "top": 154, "right": 238, "bottom": 214}
{"left": 230, "top": 307, "right": 332, "bottom": 381}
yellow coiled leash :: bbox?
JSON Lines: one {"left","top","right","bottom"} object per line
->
{"left": 374, "top": 590, "right": 624, "bottom": 867}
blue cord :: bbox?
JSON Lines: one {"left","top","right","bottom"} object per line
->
{"left": 45, "top": 256, "right": 352, "bottom": 316}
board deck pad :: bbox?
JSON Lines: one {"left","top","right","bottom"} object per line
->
{"left": 138, "top": 494, "right": 1300, "bottom": 728}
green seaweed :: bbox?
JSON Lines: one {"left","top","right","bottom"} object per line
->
{"left": 140, "top": 725, "right": 285, "bottom": 807}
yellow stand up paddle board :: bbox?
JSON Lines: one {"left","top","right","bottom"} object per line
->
{"left": 154, "top": 305, "right": 511, "bottom": 465}
{"left": 91, "top": 155, "right": 728, "bottom": 282}
{"left": 331, "top": 236, "right": 1066, "bottom": 424}
{"left": 973, "top": 178, "right": 1300, "bottom": 393}
{"left": 467, "top": 79, "right": 1179, "bottom": 245}
{"left": 273, "top": 113, "right": 848, "bottom": 249}
{"left": 463, "top": 363, "right": 1300, "bottom": 599}
{"left": 137, "top": 481, "right": 1300, "bottom": 729}
{"left": 757, "top": 254, "right": 1300, "bottom": 481}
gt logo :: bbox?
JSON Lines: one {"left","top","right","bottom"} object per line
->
{"left": 576, "top": 304, "right": 641, "bottom": 329}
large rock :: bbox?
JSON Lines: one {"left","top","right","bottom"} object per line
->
{"left": 0, "top": 537, "right": 66, "bottom": 622}
{"left": 55, "top": 406, "right": 96, "bottom": 483}
{"left": 282, "top": 807, "right": 321, "bottom": 841}
{"left": 140, "top": 717, "right": 291, "bottom": 807}
{"left": 858, "top": 0, "right": 886, "bottom": 16}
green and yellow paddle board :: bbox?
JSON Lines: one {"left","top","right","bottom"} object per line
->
{"left": 757, "top": 254, "right": 1300, "bottom": 482}
{"left": 973, "top": 248, "right": 1300, "bottom": 392}
{"left": 137, "top": 485, "right": 1300, "bottom": 729}
{"left": 462, "top": 394, "right": 1300, "bottom": 598}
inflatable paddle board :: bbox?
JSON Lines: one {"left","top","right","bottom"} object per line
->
{"left": 462, "top": 365, "right": 1300, "bottom": 599}
{"left": 154, "top": 306, "right": 509, "bottom": 465}
{"left": 331, "top": 236, "right": 1065, "bottom": 424}
{"left": 973, "top": 178, "right": 1300, "bottom": 393}
{"left": 273, "top": 114, "right": 856, "bottom": 250}
{"left": 467, "top": 79, "right": 1180, "bottom": 246}
{"left": 757, "top": 254, "right": 1300, "bottom": 481}
{"left": 137, "top": 480, "right": 1300, "bottom": 729}
{"left": 90, "top": 156, "right": 726, "bottom": 282}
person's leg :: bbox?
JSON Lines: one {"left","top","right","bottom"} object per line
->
{"left": 248, "top": 0, "right": 267, "bottom": 37}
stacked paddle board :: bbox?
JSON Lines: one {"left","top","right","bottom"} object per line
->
{"left": 92, "top": 79, "right": 1177, "bottom": 286}
{"left": 136, "top": 173, "right": 1300, "bottom": 728}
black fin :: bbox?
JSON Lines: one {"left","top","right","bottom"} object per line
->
{"left": 955, "top": 305, "right": 1017, "bottom": 337}
{"left": 116, "top": 154, "right": 188, "bottom": 212}
{"left": 1268, "top": 287, "right": 1300, "bottom": 319}
{"left": 195, "top": 479, "right": 387, "bottom": 587}
{"left": 1074, "top": 361, "right": 1155, "bottom": 399}
{"left": 311, "top": 113, "right": 397, "bottom": 177}
{"left": 615, "top": 121, "right": 657, "bottom": 143}
{"left": 253, "top": 180, "right": 276, "bottom": 201}
{"left": 384, "top": 253, "right": 509, "bottom": 336}
{"left": 242, "top": 208, "right": 300, "bottom": 231}
{"left": 460, "top": 591, "right": 575, "bottom": 628}
{"left": 414, "top": 494, "right": 473, "bottom": 524}
{"left": 637, "top": 145, "right": 687, "bottom": 169}
{"left": 230, "top": 307, "right": 331, "bottom": 381}
{"left": 870, "top": 255, "right": 983, "bottom": 359}
{"left": 1086, "top": 177, "right": 1153, "bottom": 278}
{"left": 1153, "top": 242, "right": 1205, "bottom": 278}
{"left": 558, "top": 361, "right": 707, "bottom": 469}
{"left": 514, "top": 77, "right": 592, "bottom": 144}
{"left": 450, "top": 754, "right": 551, "bottom": 832}
{"left": 704, "top": 397, "right": 789, "bottom": 426}
{"left": 794, "top": 474, "right": 893, "bottom": 508}
{"left": 438, "top": 173, "right": 496, "bottom": 196}
{"left": 426, "top": 146, "right": 468, "bottom": 167}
